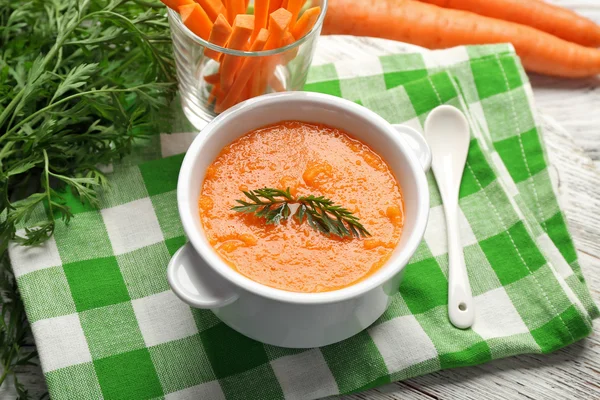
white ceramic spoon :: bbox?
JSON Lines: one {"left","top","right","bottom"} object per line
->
{"left": 424, "top": 105, "right": 475, "bottom": 329}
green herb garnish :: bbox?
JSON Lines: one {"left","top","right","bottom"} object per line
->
{"left": 232, "top": 188, "right": 371, "bottom": 238}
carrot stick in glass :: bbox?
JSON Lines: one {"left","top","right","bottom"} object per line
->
{"left": 281, "top": 31, "right": 298, "bottom": 63}
{"left": 291, "top": 6, "right": 320, "bottom": 39}
{"left": 268, "top": 0, "right": 283, "bottom": 14}
{"left": 204, "top": 14, "right": 232, "bottom": 61}
{"left": 224, "top": 0, "right": 236, "bottom": 23}
{"left": 256, "top": 8, "right": 293, "bottom": 95}
{"left": 207, "top": 83, "right": 221, "bottom": 105}
{"left": 196, "top": 0, "right": 227, "bottom": 21}
{"left": 286, "top": 0, "right": 305, "bottom": 30}
{"left": 252, "top": 0, "right": 270, "bottom": 41}
{"left": 219, "top": 14, "right": 255, "bottom": 92}
{"left": 179, "top": 3, "right": 214, "bottom": 40}
{"left": 264, "top": 8, "right": 293, "bottom": 50}
{"left": 204, "top": 73, "right": 221, "bottom": 85}
{"left": 160, "top": 0, "right": 194, "bottom": 11}
{"left": 230, "top": 0, "right": 246, "bottom": 20}
{"left": 216, "top": 28, "right": 271, "bottom": 112}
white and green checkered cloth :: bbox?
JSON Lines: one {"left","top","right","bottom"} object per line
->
{"left": 9, "top": 44, "right": 598, "bottom": 400}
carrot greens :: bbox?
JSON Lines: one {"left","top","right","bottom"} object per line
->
{"left": 0, "top": 0, "right": 176, "bottom": 396}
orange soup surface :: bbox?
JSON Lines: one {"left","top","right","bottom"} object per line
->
{"left": 199, "top": 121, "right": 404, "bottom": 293}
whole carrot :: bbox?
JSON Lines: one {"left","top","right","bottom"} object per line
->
{"left": 418, "top": 0, "right": 600, "bottom": 48}
{"left": 322, "top": 0, "right": 600, "bottom": 78}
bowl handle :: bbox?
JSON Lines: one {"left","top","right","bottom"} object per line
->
{"left": 167, "top": 242, "right": 239, "bottom": 309}
{"left": 392, "top": 124, "right": 432, "bottom": 172}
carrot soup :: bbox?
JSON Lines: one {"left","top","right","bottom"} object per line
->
{"left": 199, "top": 121, "right": 405, "bottom": 293}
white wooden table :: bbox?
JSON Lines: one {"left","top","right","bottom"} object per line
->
{"left": 3, "top": 1, "right": 599, "bottom": 398}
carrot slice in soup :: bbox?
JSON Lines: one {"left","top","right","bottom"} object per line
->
{"left": 219, "top": 14, "right": 255, "bottom": 91}
{"left": 216, "top": 28, "right": 271, "bottom": 112}
{"left": 179, "top": 3, "right": 214, "bottom": 40}
{"left": 291, "top": 6, "right": 320, "bottom": 39}
{"left": 205, "top": 14, "right": 232, "bottom": 61}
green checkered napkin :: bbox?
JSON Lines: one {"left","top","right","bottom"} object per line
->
{"left": 9, "top": 44, "right": 598, "bottom": 400}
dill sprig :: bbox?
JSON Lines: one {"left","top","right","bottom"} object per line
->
{"left": 232, "top": 188, "right": 371, "bottom": 238}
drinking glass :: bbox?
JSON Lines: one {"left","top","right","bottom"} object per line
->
{"left": 167, "top": 0, "right": 327, "bottom": 129}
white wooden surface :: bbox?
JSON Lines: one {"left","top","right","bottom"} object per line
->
{"left": 3, "top": 1, "right": 600, "bottom": 398}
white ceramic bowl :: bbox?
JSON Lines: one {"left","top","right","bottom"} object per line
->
{"left": 168, "top": 92, "right": 431, "bottom": 348}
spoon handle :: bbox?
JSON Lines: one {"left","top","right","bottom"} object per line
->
{"left": 444, "top": 199, "right": 475, "bottom": 329}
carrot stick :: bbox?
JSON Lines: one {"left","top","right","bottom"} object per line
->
{"left": 204, "top": 73, "right": 221, "bottom": 84}
{"left": 160, "top": 0, "right": 176, "bottom": 10}
{"left": 255, "top": 8, "right": 293, "bottom": 94}
{"left": 291, "top": 6, "right": 320, "bottom": 39}
{"left": 232, "top": 0, "right": 247, "bottom": 18}
{"left": 204, "top": 14, "right": 232, "bottom": 61}
{"left": 281, "top": 31, "right": 298, "bottom": 63}
{"left": 268, "top": 0, "right": 283, "bottom": 14}
{"left": 196, "top": 0, "right": 227, "bottom": 21}
{"left": 240, "top": 80, "right": 252, "bottom": 102}
{"left": 286, "top": 0, "right": 305, "bottom": 30}
{"left": 252, "top": 0, "right": 270, "bottom": 41}
{"left": 224, "top": 0, "right": 245, "bottom": 24}
{"left": 418, "top": 0, "right": 600, "bottom": 48}
{"left": 216, "top": 28, "right": 271, "bottom": 112}
{"left": 160, "top": 0, "right": 194, "bottom": 11}
{"left": 264, "top": 8, "right": 293, "bottom": 50}
{"left": 269, "top": 75, "right": 286, "bottom": 92}
{"left": 179, "top": 3, "right": 213, "bottom": 40}
{"left": 322, "top": 0, "right": 600, "bottom": 78}
{"left": 207, "top": 84, "right": 220, "bottom": 105}
{"left": 250, "top": 66, "right": 264, "bottom": 98}
{"left": 219, "top": 15, "right": 255, "bottom": 91}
